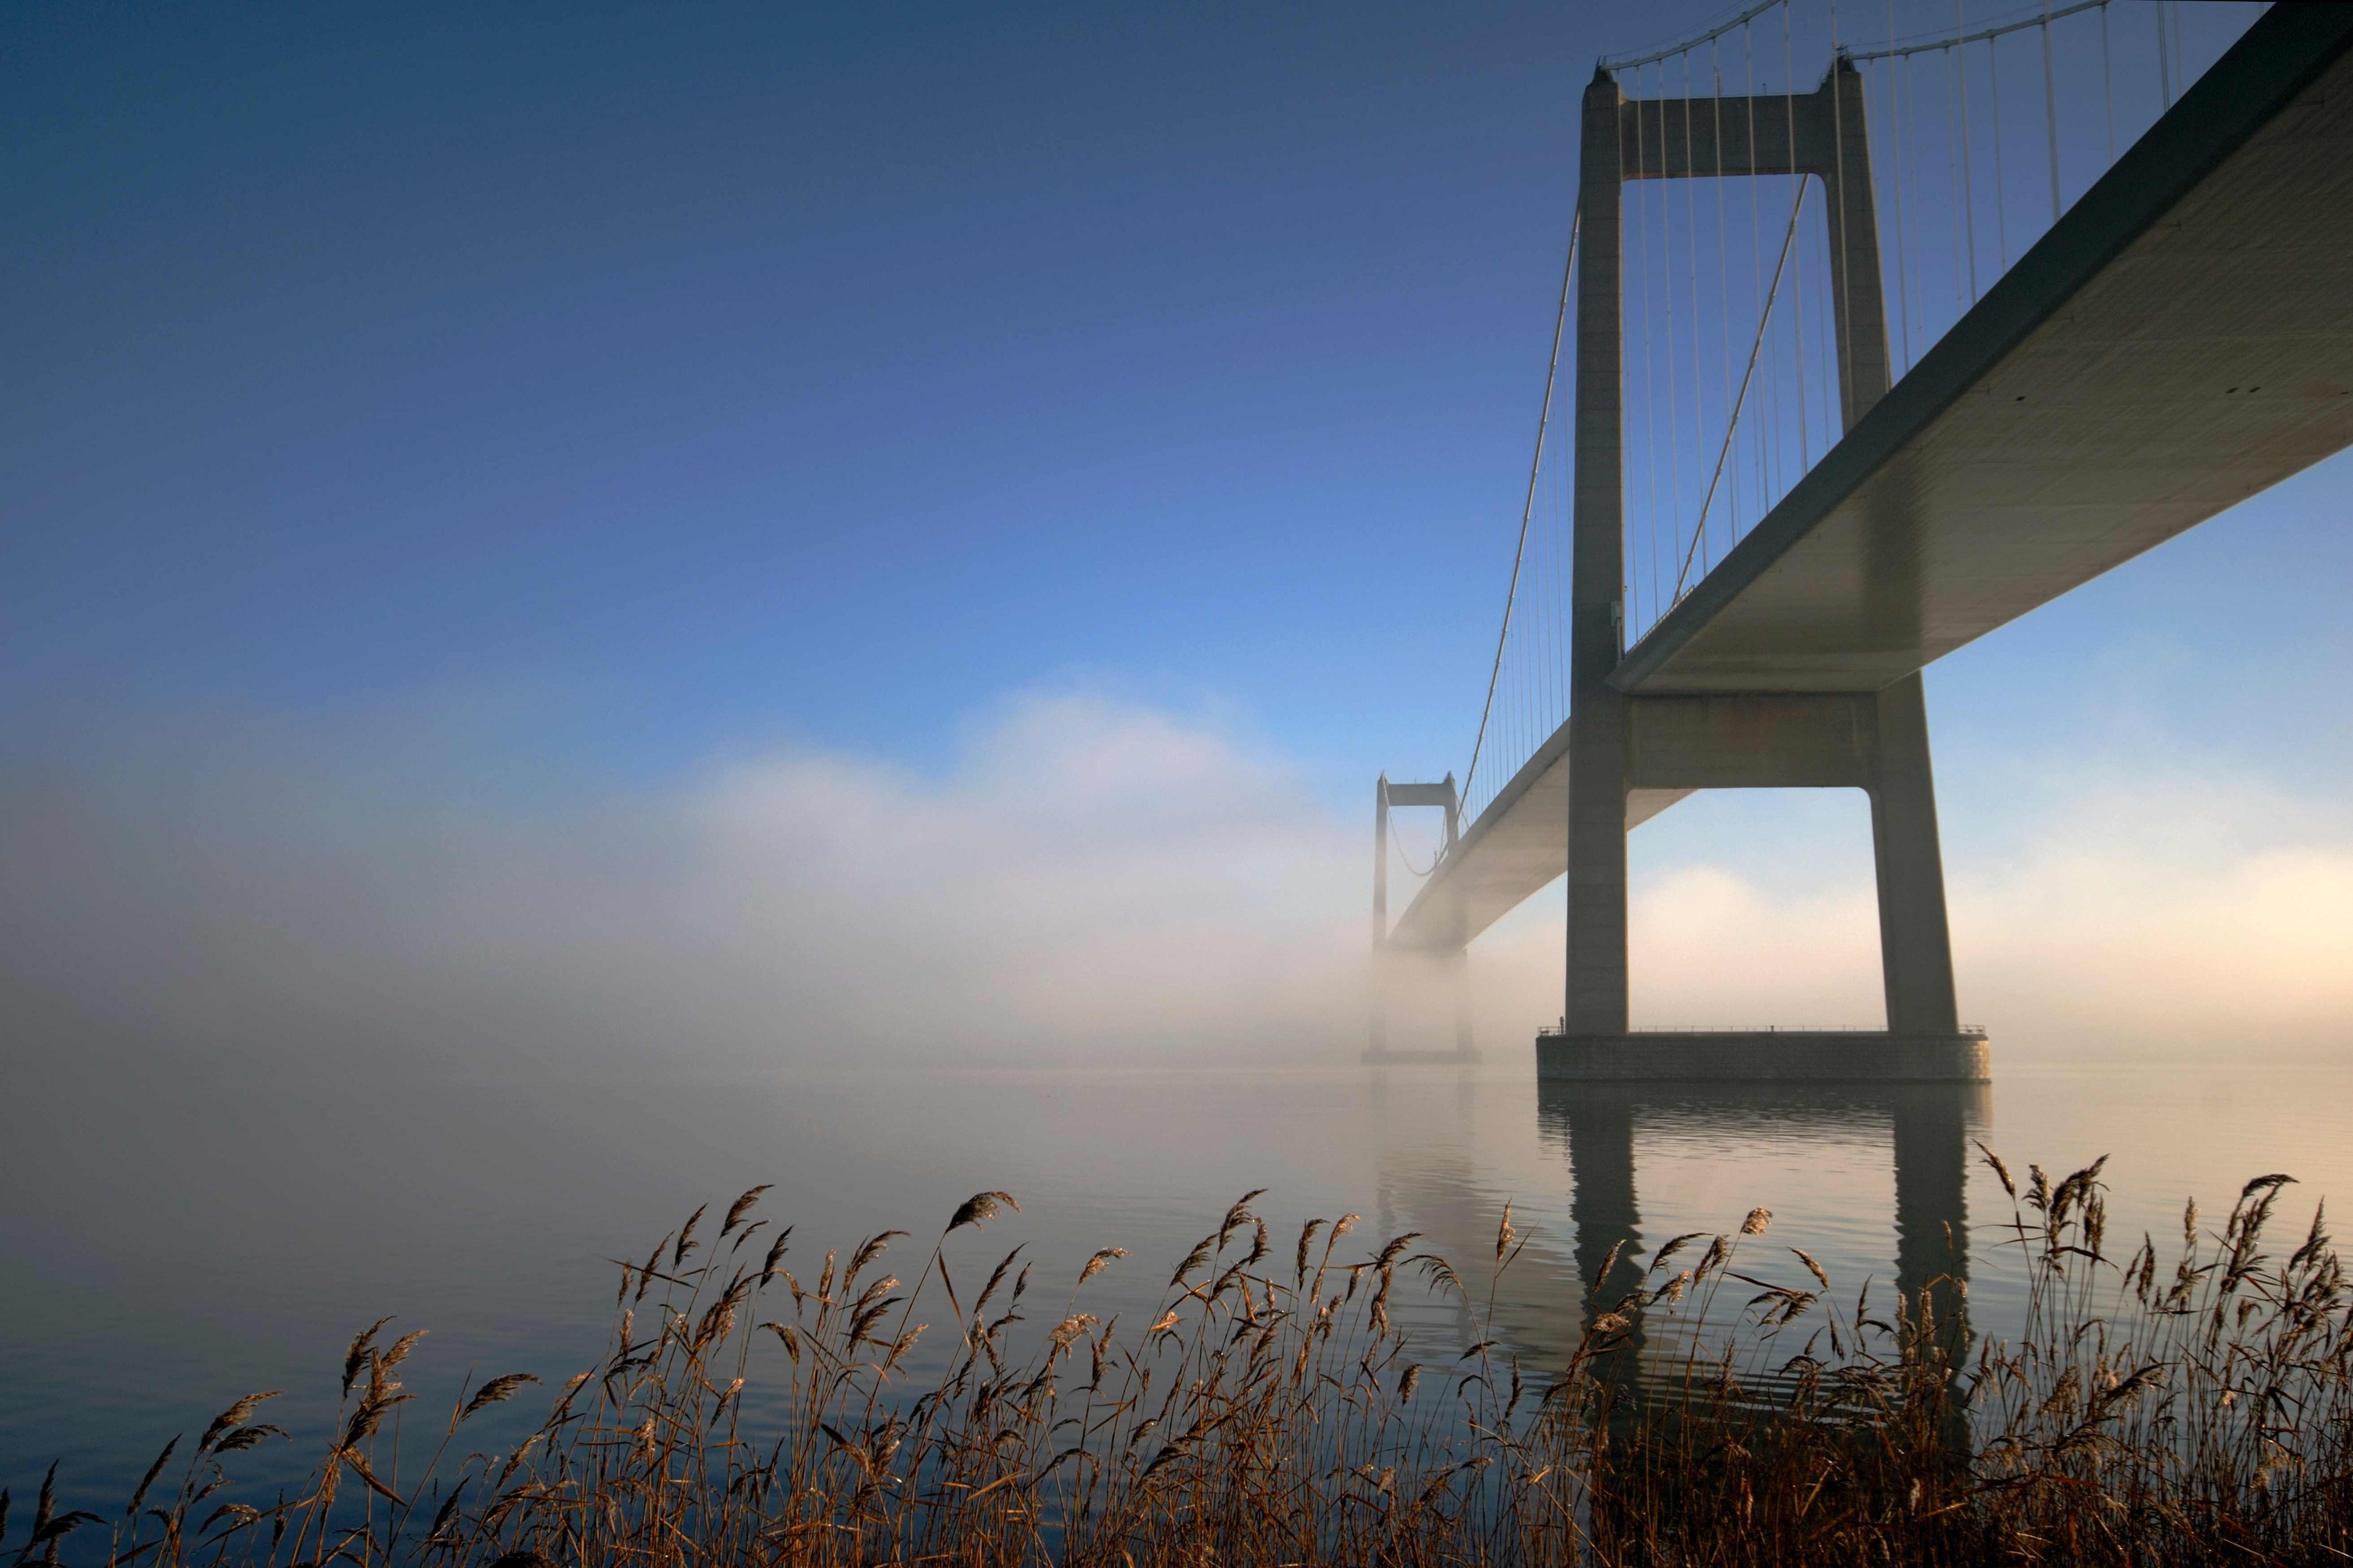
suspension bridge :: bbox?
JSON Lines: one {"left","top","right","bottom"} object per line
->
{"left": 1371, "top": 0, "right": 2353, "bottom": 1076}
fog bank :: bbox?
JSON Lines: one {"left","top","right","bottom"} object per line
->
{"left": 3, "top": 692, "right": 2347, "bottom": 1076}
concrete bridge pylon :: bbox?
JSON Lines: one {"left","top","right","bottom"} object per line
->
{"left": 1556, "top": 58, "right": 1982, "bottom": 1080}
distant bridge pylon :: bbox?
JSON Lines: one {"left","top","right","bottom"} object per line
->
{"left": 1368, "top": 773, "right": 1477, "bottom": 1064}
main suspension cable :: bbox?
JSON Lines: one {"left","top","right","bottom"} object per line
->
{"left": 1462, "top": 211, "right": 1580, "bottom": 816}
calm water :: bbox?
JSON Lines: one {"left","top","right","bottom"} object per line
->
{"left": 7, "top": 1048, "right": 2352, "bottom": 1509}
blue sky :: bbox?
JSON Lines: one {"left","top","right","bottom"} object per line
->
{"left": 10, "top": 1, "right": 2339, "bottom": 791}
{"left": 6, "top": 2, "right": 1622, "bottom": 787}
{"left": 6, "top": 1, "right": 2347, "bottom": 1056}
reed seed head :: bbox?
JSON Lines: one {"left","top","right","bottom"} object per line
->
{"left": 948, "top": 1191, "right": 1020, "bottom": 1234}
{"left": 723, "top": 1185, "right": 772, "bottom": 1234}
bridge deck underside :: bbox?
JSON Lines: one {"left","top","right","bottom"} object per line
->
{"left": 1391, "top": 10, "right": 2353, "bottom": 954}
{"left": 1617, "top": 18, "right": 2353, "bottom": 693}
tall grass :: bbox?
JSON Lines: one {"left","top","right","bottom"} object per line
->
{"left": 10, "top": 1150, "right": 2353, "bottom": 1565}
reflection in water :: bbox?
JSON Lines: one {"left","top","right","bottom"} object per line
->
{"left": 1888, "top": 1084, "right": 1982, "bottom": 1352}
{"left": 1540, "top": 1081, "right": 1987, "bottom": 1409}
{"left": 1555, "top": 1085, "right": 1648, "bottom": 1380}
{"left": 1366, "top": 1069, "right": 1597, "bottom": 1370}
{"left": 19, "top": 1053, "right": 2353, "bottom": 1502}
{"left": 1541, "top": 1083, "right": 1986, "bottom": 1303}
{"left": 1362, "top": 1072, "right": 1987, "bottom": 1390}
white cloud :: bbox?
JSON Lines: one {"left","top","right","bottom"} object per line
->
{"left": 1952, "top": 773, "right": 2353, "bottom": 1053}
{"left": 0, "top": 694, "right": 1369, "bottom": 1069}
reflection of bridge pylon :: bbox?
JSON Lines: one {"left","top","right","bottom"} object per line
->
{"left": 1356, "top": 1073, "right": 1985, "bottom": 1413}
{"left": 1544, "top": 1079, "right": 1985, "bottom": 1409}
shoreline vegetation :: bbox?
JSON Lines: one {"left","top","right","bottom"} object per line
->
{"left": 10, "top": 1152, "right": 2353, "bottom": 1565}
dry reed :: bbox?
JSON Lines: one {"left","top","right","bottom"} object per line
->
{"left": 11, "top": 1149, "right": 2353, "bottom": 1566}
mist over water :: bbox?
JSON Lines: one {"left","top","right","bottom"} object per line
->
{"left": 8, "top": 691, "right": 2350, "bottom": 1078}
{"left": 6, "top": 690, "right": 2352, "bottom": 1507}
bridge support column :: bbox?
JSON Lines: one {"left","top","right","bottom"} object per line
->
{"left": 1870, "top": 675, "right": 1960, "bottom": 1036}
{"left": 1566, "top": 65, "right": 1632, "bottom": 1037}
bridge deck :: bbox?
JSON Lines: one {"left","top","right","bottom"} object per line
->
{"left": 1391, "top": 5, "right": 2353, "bottom": 952}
